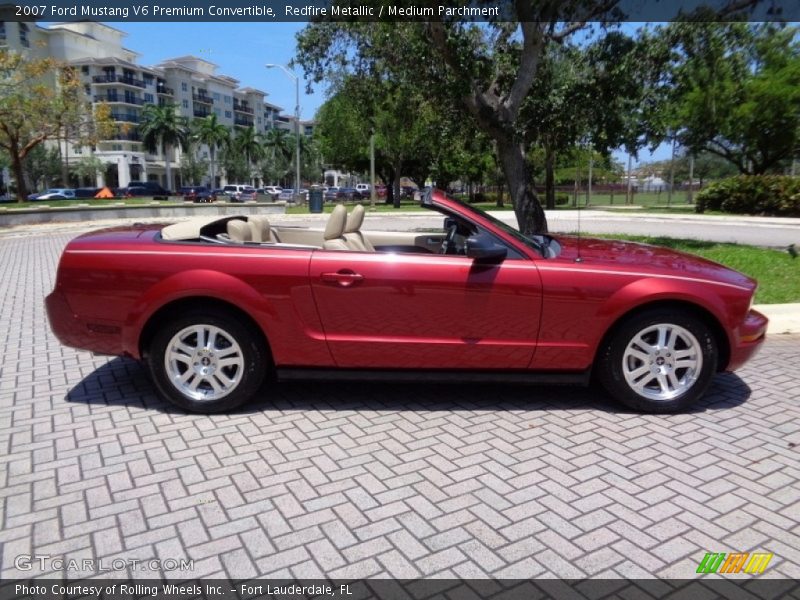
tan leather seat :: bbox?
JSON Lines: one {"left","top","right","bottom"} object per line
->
{"left": 226, "top": 219, "right": 252, "bottom": 243}
{"left": 248, "top": 215, "right": 280, "bottom": 242}
{"left": 343, "top": 204, "right": 374, "bottom": 251}
{"left": 323, "top": 204, "right": 349, "bottom": 250}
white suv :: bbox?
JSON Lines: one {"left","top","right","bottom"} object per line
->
{"left": 355, "top": 183, "right": 370, "bottom": 194}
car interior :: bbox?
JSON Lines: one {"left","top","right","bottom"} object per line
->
{"left": 161, "top": 204, "right": 477, "bottom": 255}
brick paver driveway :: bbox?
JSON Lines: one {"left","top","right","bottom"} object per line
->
{"left": 1, "top": 231, "right": 798, "bottom": 579}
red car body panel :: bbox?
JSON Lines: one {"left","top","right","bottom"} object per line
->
{"left": 46, "top": 190, "right": 767, "bottom": 380}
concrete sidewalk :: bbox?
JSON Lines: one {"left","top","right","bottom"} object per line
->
{"left": 755, "top": 303, "right": 800, "bottom": 335}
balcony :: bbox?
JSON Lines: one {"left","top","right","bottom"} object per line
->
{"left": 234, "top": 116, "right": 254, "bottom": 127}
{"left": 233, "top": 102, "right": 254, "bottom": 115}
{"left": 107, "top": 132, "right": 142, "bottom": 142}
{"left": 111, "top": 113, "right": 141, "bottom": 123}
{"left": 192, "top": 94, "right": 213, "bottom": 105}
{"left": 92, "top": 74, "right": 147, "bottom": 89}
{"left": 94, "top": 94, "right": 146, "bottom": 106}
{"left": 193, "top": 108, "right": 212, "bottom": 118}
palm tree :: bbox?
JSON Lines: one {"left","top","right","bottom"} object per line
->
{"left": 193, "top": 114, "right": 229, "bottom": 187}
{"left": 234, "top": 126, "right": 265, "bottom": 184}
{"left": 139, "top": 103, "right": 189, "bottom": 191}
{"left": 262, "top": 127, "right": 293, "bottom": 186}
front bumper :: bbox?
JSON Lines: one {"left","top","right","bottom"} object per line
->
{"left": 727, "top": 308, "right": 768, "bottom": 371}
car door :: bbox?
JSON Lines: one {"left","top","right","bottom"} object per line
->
{"left": 308, "top": 248, "right": 543, "bottom": 370}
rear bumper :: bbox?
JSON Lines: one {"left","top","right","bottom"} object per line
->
{"left": 46, "top": 290, "right": 124, "bottom": 356}
{"left": 727, "top": 308, "right": 768, "bottom": 371}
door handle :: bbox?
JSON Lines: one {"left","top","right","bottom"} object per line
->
{"left": 320, "top": 270, "right": 364, "bottom": 287}
{"left": 426, "top": 237, "right": 443, "bottom": 244}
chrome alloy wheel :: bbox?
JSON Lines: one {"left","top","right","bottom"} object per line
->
{"left": 165, "top": 324, "right": 244, "bottom": 402}
{"left": 622, "top": 323, "right": 703, "bottom": 402}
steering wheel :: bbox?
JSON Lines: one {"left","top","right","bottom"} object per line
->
{"left": 440, "top": 223, "right": 459, "bottom": 255}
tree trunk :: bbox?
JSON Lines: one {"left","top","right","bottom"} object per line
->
{"left": 9, "top": 139, "right": 27, "bottom": 203}
{"left": 392, "top": 157, "right": 402, "bottom": 209}
{"left": 164, "top": 142, "right": 172, "bottom": 191}
{"left": 497, "top": 139, "right": 547, "bottom": 234}
{"left": 544, "top": 144, "right": 556, "bottom": 211}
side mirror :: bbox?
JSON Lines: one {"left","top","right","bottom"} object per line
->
{"left": 466, "top": 233, "right": 507, "bottom": 264}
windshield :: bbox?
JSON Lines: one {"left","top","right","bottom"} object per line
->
{"left": 439, "top": 193, "right": 549, "bottom": 257}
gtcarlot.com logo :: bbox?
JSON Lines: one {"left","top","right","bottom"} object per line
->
{"left": 15, "top": 555, "right": 194, "bottom": 572}
{"left": 696, "top": 552, "right": 773, "bottom": 575}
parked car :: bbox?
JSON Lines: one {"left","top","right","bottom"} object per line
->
{"left": 182, "top": 186, "right": 216, "bottom": 203}
{"left": 222, "top": 184, "right": 256, "bottom": 202}
{"left": 46, "top": 189, "right": 767, "bottom": 414}
{"left": 259, "top": 186, "right": 281, "bottom": 200}
{"left": 355, "top": 183, "right": 370, "bottom": 195}
{"left": 337, "top": 187, "right": 364, "bottom": 201}
{"left": 278, "top": 188, "right": 296, "bottom": 201}
{"left": 121, "top": 181, "right": 171, "bottom": 199}
{"left": 32, "top": 188, "right": 76, "bottom": 200}
{"left": 74, "top": 187, "right": 101, "bottom": 199}
{"left": 323, "top": 187, "right": 340, "bottom": 202}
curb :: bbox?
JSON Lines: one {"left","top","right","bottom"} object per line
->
{"left": 754, "top": 303, "right": 800, "bottom": 335}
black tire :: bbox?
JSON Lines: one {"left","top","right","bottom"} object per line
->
{"left": 147, "top": 308, "right": 267, "bottom": 413}
{"left": 596, "top": 308, "right": 718, "bottom": 413}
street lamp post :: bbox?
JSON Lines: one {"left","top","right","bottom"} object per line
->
{"left": 266, "top": 63, "right": 301, "bottom": 204}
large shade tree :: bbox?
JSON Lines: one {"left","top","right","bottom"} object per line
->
{"left": 665, "top": 21, "right": 800, "bottom": 174}
{"left": 0, "top": 50, "right": 110, "bottom": 201}
{"left": 296, "top": 2, "right": 763, "bottom": 233}
{"left": 139, "top": 103, "right": 189, "bottom": 191}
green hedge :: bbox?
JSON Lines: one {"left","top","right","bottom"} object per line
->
{"left": 695, "top": 175, "right": 800, "bottom": 216}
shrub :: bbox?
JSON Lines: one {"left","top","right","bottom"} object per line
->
{"left": 556, "top": 193, "right": 570, "bottom": 206}
{"left": 696, "top": 175, "right": 800, "bottom": 216}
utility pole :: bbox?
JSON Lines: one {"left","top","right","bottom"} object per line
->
{"left": 687, "top": 154, "right": 695, "bottom": 204}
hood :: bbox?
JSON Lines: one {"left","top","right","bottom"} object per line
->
{"left": 553, "top": 235, "right": 757, "bottom": 291}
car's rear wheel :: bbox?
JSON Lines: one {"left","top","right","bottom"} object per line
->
{"left": 147, "top": 309, "right": 267, "bottom": 413}
{"left": 597, "top": 309, "right": 718, "bottom": 413}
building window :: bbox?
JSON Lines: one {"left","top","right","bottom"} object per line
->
{"left": 0, "top": 21, "right": 6, "bottom": 43}
{"left": 214, "top": 108, "right": 221, "bottom": 116}
{"left": 182, "top": 99, "right": 189, "bottom": 109}
{"left": 144, "top": 93, "right": 154, "bottom": 103}
{"left": 73, "top": 145, "right": 82, "bottom": 154}
{"left": 181, "top": 82, "right": 188, "bottom": 92}
{"left": 225, "top": 110, "right": 231, "bottom": 118}
{"left": 19, "top": 23, "right": 29, "bottom": 48}
{"left": 224, "top": 95, "right": 231, "bottom": 104}
{"left": 143, "top": 74, "right": 153, "bottom": 85}
{"left": 84, "top": 85, "right": 91, "bottom": 95}
{"left": 213, "top": 92, "right": 220, "bottom": 101}
{"left": 257, "top": 117, "right": 261, "bottom": 124}
{"left": 81, "top": 65, "right": 89, "bottom": 74}
{"left": 112, "top": 144, "right": 122, "bottom": 151}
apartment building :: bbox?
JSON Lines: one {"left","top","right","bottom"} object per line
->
{"left": 1, "top": 20, "right": 304, "bottom": 190}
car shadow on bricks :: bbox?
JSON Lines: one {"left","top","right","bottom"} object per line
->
{"left": 63, "top": 357, "right": 751, "bottom": 416}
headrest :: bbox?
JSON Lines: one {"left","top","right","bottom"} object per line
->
{"left": 227, "top": 219, "right": 252, "bottom": 243}
{"left": 344, "top": 204, "right": 365, "bottom": 233}
{"left": 324, "top": 204, "right": 347, "bottom": 240}
{"left": 248, "top": 215, "right": 271, "bottom": 242}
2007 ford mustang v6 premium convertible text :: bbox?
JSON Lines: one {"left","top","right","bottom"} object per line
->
{"left": 46, "top": 190, "right": 767, "bottom": 414}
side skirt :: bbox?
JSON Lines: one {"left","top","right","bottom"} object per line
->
{"left": 276, "top": 368, "right": 591, "bottom": 386}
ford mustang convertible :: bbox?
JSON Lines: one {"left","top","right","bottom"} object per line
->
{"left": 46, "top": 190, "right": 767, "bottom": 414}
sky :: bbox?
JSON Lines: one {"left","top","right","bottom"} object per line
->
{"left": 102, "top": 21, "right": 671, "bottom": 165}
{"left": 117, "top": 22, "right": 327, "bottom": 119}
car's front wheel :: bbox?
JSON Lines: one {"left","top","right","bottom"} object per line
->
{"left": 147, "top": 309, "right": 267, "bottom": 413}
{"left": 597, "top": 309, "right": 718, "bottom": 413}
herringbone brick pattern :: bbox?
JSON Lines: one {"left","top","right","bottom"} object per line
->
{"left": 0, "top": 231, "right": 798, "bottom": 579}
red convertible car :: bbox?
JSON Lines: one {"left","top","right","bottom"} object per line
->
{"left": 46, "top": 190, "right": 767, "bottom": 414}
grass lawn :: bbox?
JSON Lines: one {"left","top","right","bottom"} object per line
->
{"left": 596, "top": 235, "right": 798, "bottom": 305}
